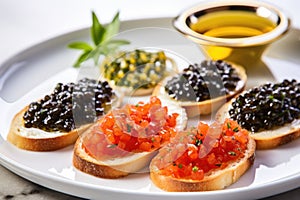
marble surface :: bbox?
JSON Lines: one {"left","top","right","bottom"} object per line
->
{"left": 0, "top": 0, "right": 300, "bottom": 199}
{"left": 0, "top": 165, "right": 80, "bottom": 200}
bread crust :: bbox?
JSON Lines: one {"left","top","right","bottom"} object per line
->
{"left": 149, "top": 136, "right": 256, "bottom": 192}
{"left": 7, "top": 107, "right": 90, "bottom": 151}
{"left": 216, "top": 99, "right": 300, "bottom": 149}
{"left": 152, "top": 62, "right": 247, "bottom": 117}
{"left": 73, "top": 133, "right": 157, "bottom": 178}
{"left": 253, "top": 129, "right": 300, "bottom": 149}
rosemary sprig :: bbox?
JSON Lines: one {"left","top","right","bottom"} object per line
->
{"left": 68, "top": 11, "right": 130, "bottom": 67}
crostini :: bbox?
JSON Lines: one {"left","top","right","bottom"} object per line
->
{"left": 153, "top": 60, "right": 247, "bottom": 117}
{"left": 216, "top": 79, "right": 300, "bottom": 149}
{"left": 73, "top": 96, "right": 187, "bottom": 178}
{"left": 7, "top": 78, "right": 119, "bottom": 151}
{"left": 100, "top": 49, "right": 177, "bottom": 96}
{"left": 150, "top": 119, "right": 256, "bottom": 192}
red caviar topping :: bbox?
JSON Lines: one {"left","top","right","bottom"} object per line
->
{"left": 82, "top": 96, "right": 179, "bottom": 160}
{"left": 152, "top": 119, "right": 249, "bottom": 180}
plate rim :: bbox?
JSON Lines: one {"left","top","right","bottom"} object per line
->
{"left": 1, "top": 146, "right": 300, "bottom": 200}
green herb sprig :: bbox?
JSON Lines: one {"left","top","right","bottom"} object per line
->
{"left": 68, "top": 11, "right": 130, "bottom": 67}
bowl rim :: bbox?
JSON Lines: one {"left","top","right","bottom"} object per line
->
{"left": 173, "top": 0, "right": 291, "bottom": 47}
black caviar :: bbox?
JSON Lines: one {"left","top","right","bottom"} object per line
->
{"left": 229, "top": 79, "right": 300, "bottom": 132}
{"left": 23, "top": 78, "right": 114, "bottom": 132}
{"left": 165, "top": 60, "right": 241, "bottom": 102}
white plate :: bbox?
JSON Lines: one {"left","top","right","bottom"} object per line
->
{"left": 0, "top": 18, "right": 300, "bottom": 200}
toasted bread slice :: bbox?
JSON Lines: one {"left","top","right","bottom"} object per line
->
{"left": 216, "top": 100, "right": 300, "bottom": 149}
{"left": 73, "top": 132, "right": 157, "bottom": 178}
{"left": 7, "top": 107, "right": 91, "bottom": 151}
{"left": 73, "top": 98, "right": 187, "bottom": 178}
{"left": 149, "top": 123, "right": 256, "bottom": 192}
{"left": 152, "top": 62, "right": 247, "bottom": 117}
{"left": 7, "top": 95, "right": 120, "bottom": 151}
{"left": 150, "top": 138, "right": 255, "bottom": 192}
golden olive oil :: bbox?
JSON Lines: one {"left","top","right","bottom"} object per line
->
{"left": 190, "top": 10, "right": 277, "bottom": 38}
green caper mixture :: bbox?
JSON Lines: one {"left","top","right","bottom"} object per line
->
{"left": 23, "top": 78, "right": 114, "bottom": 132}
{"left": 103, "top": 49, "right": 167, "bottom": 89}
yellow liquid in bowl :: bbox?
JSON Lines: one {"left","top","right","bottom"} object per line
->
{"left": 190, "top": 10, "right": 277, "bottom": 38}
{"left": 189, "top": 10, "right": 277, "bottom": 63}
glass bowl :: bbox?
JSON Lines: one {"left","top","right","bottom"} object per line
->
{"left": 173, "top": 0, "right": 291, "bottom": 66}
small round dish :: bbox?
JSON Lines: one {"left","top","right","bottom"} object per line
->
{"left": 173, "top": 0, "right": 291, "bottom": 65}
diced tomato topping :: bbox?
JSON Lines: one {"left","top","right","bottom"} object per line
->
{"left": 82, "top": 96, "right": 179, "bottom": 160}
{"left": 187, "top": 144, "right": 198, "bottom": 161}
{"left": 152, "top": 118, "right": 249, "bottom": 180}
{"left": 139, "top": 142, "right": 152, "bottom": 151}
{"left": 190, "top": 166, "right": 204, "bottom": 180}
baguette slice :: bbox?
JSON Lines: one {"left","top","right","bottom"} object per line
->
{"left": 73, "top": 131, "right": 157, "bottom": 178}
{"left": 216, "top": 99, "right": 300, "bottom": 149}
{"left": 73, "top": 98, "right": 187, "bottom": 178}
{"left": 7, "top": 91, "right": 121, "bottom": 152}
{"left": 150, "top": 122, "right": 256, "bottom": 192}
{"left": 7, "top": 107, "right": 91, "bottom": 151}
{"left": 100, "top": 52, "right": 178, "bottom": 97}
{"left": 152, "top": 62, "right": 247, "bottom": 117}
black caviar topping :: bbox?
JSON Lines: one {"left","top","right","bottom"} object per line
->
{"left": 164, "top": 60, "right": 241, "bottom": 102}
{"left": 23, "top": 78, "right": 114, "bottom": 132}
{"left": 229, "top": 79, "right": 300, "bottom": 132}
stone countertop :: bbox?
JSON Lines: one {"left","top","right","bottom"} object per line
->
{"left": 0, "top": 163, "right": 300, "bottom": 200}
{"left": 0, "top": 165, "right": 81, "bottom": 200}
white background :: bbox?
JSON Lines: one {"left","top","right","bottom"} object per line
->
{"left": 0, "top": 0, "right": 299, "bottom": 65}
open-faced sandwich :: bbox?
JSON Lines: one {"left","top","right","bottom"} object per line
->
{"left": 7, "top": 78, "right": 119, "bottom": 151}
{"left": 150, "top": 119, "right": 255, "bottom": 191}
{"left": 153, "top": 60, "right": 246, "bottom": 117}
{"left": 216, "top": 79, "right": 300, "bottom": 149}
{"left": 100, "top": 49, "right": 177, "bottom": 96}
{"left": 73, "top": 96, "right": 187, "bottom": 178}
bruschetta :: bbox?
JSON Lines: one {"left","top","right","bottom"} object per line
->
{"left": 7, "top": 78, "right": 119, "bottom": 151}
{"left": 153, "top": 60, "right": 246, "bottom": 117}
{"left": 100, "top": 49, "right": 177, "bottom": 96}
{"left": 73, "top": 96, "right": 187, "bottom": 178}
{"left": 150, "top": 119, "right": 256, "bottom": 191}
{"left": 216, "top": 79, "right": 300, "bottom": 149}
